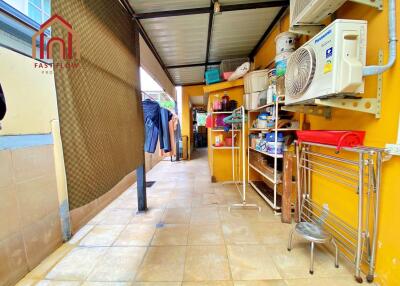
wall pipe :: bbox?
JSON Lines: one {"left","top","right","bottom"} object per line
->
{"left": 363, "top": 0, "right": 397, "bottom": 76}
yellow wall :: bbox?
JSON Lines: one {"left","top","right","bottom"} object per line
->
{"left": 0, "top": 47, "right": 58, "bottom": 135}
{"left": 182, "top": 85, "right": 204, "bottom": 159}
{"left": 254, "top": 2, "right": 400, "bottom": 285}
{"left": 207, "top": 84, "right": 244, "bottom": 181}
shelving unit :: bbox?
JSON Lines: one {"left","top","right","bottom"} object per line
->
{"left": 211, "top": 128, "right": 241, "bottom": 132}
{"left": 249, "top": 147, "right": 283, "bottom": 158}
{"left": 247, "top": 95, "right": 296, "bottom": 213}
{"left": 211, "top": 111, "right": 232, "bottom": 114}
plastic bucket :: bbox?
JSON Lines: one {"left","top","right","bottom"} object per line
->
{"left": 275, "top": 32, "right": 296, "bottom": 54}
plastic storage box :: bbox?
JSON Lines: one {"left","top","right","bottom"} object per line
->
{"left": 205, "top": 69, "right": 221, "bottom": 85}
{"left": 220, "top": 58, "right": 249, "bottom": 73}
{"left": 244, "top": 69, "right": 269, "bottom": 93}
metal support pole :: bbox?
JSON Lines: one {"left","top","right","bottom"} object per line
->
{"left": 136, "top": 163, "right": 147, "bottom": 212}
{"left": 355, "top": 152, "right": 364, "bottom": 283}
{"left": 296, "top": 142, "right": 302, "bottom": 222}
{"left": 367, "top": 151, "right": 382, "bottom": 283}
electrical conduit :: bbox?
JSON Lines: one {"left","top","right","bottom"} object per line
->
{"left": 363, "top": 0, "right": 397, "bottom": 76}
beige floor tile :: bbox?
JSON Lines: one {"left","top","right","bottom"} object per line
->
{"left": 15, "top": 278, "right": 39, "bottom": 286}
{"left": 234, "top": 281, "right": 288, "bottom": 286}
{"left": 188, "top": 224, "right": 224, "bottom": 245}
{"left": 79, "top": 225, "right": 125, "bottom": 247}
{"left": 151, "top": 224, "right": 189, "bottom": 246}
{"left": 87, "top": 246, "right": 147, "bottom": 282}
{"left": 136, "top": 246, "right": 186, "bottom": 282}
{"left": 227, "top": 245, "right": 282, "bottom": 281}
{"left": 219, "top": 207, "right": 279, "bottom": 224}
{"left": 201, "top": 193, "right": 221, "bottom": 206}
{"left": 182, "top": 282, "right": 233, "bottom": 286}
{"left": 114, "top": 224, "right": 155, "bottom": 246}
{"left": 272, "top": 245, "right": 352, "bottom": 279}
{"left": 190, "top": 207, "right": 220, "bottom": 224}
{"left": 252, "top": 222, "right": 293, "bottom": 246}
{"left": 132, "top": 283, "right": 181, "bottom": 286}
{"left": 222, "top": 222, "right": 260, "bottom": 244}
{"left": 166, "top": 198, "right": 193, "bottom": 209}
{"left": 284, "top": 276, "right": 369, "bottom": 286}
{"left": 68, "top": 225, "right": 95, "bottom": 245}
{"left": 82, "top": 283, "right": 131, "bottom": 286}
{"left": 162, "top": 208, "right": 191, "bottom": 224}
{"left": 36, "top": 281, "right": 82, "bottom": 286}
{"left": 184, "top": 245, "right": 231, "bottom": 281}
{"left": 99, "top": 209, "right": 135, "bottom": 225}
{"left": 26, "top": 244, "right": 75, "bottom": 279}
{"left": 130, "top": 208, "right": 165, "bottom": 225}
{"left": 46, "top": 247, "right": 107, "bottom": 280}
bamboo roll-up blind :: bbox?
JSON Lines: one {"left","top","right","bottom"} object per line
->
{"left": 52, "top": 0, "right": 144, "bottom": 209}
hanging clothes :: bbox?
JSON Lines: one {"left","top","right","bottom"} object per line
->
{"left": 142, "top": 99, "right": 161, "bottom": 153}
{"left": 159, "top": 108, "right": 172, "bottom": 152}
{"left": 160, "top": 114, "right": 180, "bottom": 157}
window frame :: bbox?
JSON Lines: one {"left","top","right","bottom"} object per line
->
{"left": 27, "top": 0, "right": 50, "bottom": 24}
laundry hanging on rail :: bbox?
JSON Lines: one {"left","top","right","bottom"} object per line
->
{"left": 142, "top": 99, "right": 175, "bottom": 154}
{"left": 142, "top": 99, "right": 161, "bottom": 153}
{"left": 159, "top": 108, "right": 172, "bottom": 152}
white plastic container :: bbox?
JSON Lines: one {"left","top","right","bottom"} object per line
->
{"left": 244, "top": 92, "right": 260, "bottom": 110}
{"left": 244, "top": 69, "right": 269, "bottom": 93}
{"left": 275, "top": 32, "right": 296, "bottom": 55}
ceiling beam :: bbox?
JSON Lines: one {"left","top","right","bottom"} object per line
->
{"left": 204, "top": 0, "right": 215, "bottom": 70}
{"left": 249, "top": 6, "right": 287, "bottom": 60}
{"left": 166, "top": 62, "right": 221, "bottom": 69}
{"left": 180, "top": 82, "right": 206, "bottom": 87}
{"left": 133, "top": 1, "right": 289, "bottom": 19}
{"left": 119, "top": 0, "right": 176, "bottom": 86}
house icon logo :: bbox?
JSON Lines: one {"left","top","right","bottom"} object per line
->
{"left": 32, "top": 14, "right": 80, "bottom": 60}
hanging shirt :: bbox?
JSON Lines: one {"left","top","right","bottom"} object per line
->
{"left": 142, "top": 99, "right": 161, "bottom": 153}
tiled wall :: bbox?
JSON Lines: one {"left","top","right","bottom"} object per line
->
{"left": 0, "top": 144, "right": 62, "bottom": 286}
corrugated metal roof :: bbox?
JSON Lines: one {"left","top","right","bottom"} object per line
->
{"left": 129, "top": 0, "right": 209, "bottom": 13}
{"left": 169, "top": 66, "right": 205, "bottom": 84}
{"left": 209, "top": 7, "right": 280, "bottom": 62}
{"left": 128, "top": 1, "right": 285, "bottom": 85}
{"left": 141, "top": 14, "right": 209, "bottom": 66}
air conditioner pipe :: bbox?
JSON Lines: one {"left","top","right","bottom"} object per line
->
{"left": 363, "top": 0, "right": 397, "bottom": 76}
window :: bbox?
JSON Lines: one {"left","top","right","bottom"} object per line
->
{"left": 28, "top": 0, "right": 50, "bottom": 24}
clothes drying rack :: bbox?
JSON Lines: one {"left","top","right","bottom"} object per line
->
{"left": 227, "top": 106, "right": 260, "bottom": 211}
{"left": 296, "top": 141, "right": 390, "bottom": 283}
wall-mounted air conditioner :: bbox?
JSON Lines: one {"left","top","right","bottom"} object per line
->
{"left": 290, "top": 0, "right": 348, "bottom": 27}
{"left": 285, "top": 19, "right": 367, "bottom": 105}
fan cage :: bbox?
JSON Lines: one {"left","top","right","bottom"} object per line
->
{"left": 285, "top": 45, "right": 316, "bottom": 99}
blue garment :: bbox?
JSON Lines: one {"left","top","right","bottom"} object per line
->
{"left": 142, "top": 99, "right": 161, "bottom": 153}
{"left": 159, "top": 108, "right": 172, "bottom": 152}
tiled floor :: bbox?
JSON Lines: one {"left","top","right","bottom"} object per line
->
{"left": 17, "top": 149, "right": 366, "bottom": 286}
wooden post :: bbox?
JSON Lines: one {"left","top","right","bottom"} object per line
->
{"left": 136, "top": 163, "right": 147, "bottom": 212}
{"left": 281, "top": 149, "right": 292, "bottom": 223}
